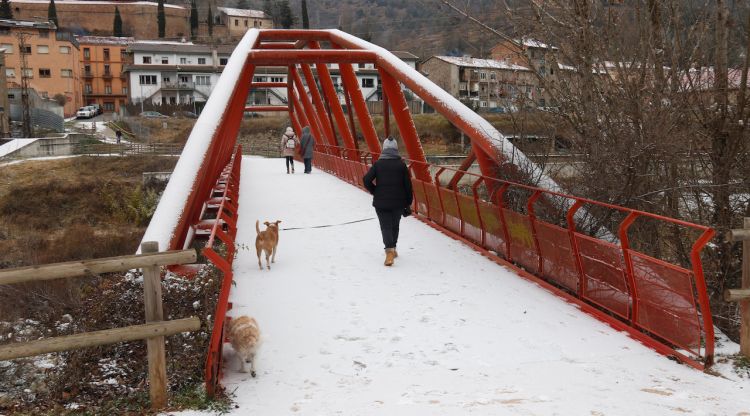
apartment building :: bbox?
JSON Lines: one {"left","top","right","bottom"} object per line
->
{"left": 0, "top": 19, "right": 82, "bottom": 117}
{"left": 126, "top": 41, "right": 233, "bottom": 108}
{"left": 421, "top": 55, "right": 537, "bottom": 111}
{"left": 78, "top": 36, "right": 134, "bottom": 113}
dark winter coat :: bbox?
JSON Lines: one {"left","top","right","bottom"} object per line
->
{"left": 299, "top": 127, "right": 314, "bottom": 159}
{"left": 362, "top": 148, "right": 414, "bottom": 210}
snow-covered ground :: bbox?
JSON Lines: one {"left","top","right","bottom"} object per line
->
{"left": 174, "top": 157, "right": 750, "bottom": 415}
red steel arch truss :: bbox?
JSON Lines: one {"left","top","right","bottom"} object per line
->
{"left": 139, "top": 30, "right": 717, "bottom": 395}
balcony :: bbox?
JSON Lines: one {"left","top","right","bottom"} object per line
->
{"left": 83, "top": 71, "right": 94, "bottom": 79}
{"left": 161, "top": 81, "right": 195, "bottom": 90}
{"left": 103, "top": 72, "right": 113, "bottom": 79}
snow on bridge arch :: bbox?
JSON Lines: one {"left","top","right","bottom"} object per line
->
{"left": 134, "top": 28, "right": 739, "bottom": 411}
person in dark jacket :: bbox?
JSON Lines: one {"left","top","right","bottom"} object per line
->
{"left": 363, "top": 137, "right": 413, "bottom": 266}
{"left": 299, "top": 126, "right": 315, "bottom": 174}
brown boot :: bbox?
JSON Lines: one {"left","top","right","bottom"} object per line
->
{"left": 384, "top": 248, "right": 395, "bottom": 266}
{"left": 393, "top": 249, "right": 398, "bottom": 258}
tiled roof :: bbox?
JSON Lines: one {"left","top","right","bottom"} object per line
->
{"left": 433, "top": 56, "right": 530, "bottom": 71}
{"left": 217, "top": 7, "right": 268, "bottom": 19}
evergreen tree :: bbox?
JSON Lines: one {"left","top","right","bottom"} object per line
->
{"left": 47, "top": 0, "right": 58, "bottom": 27}
{"left": 113, "top": 6, "right": 123, "bottom": 36}
{"left": 301, "top": 0, "right": 309, "bottom": 29}
{"left": 263, "top": 0, "right": 275, "bottom": 26}
{"left": 207, "top": 6, "right": 213, "bottom": 37}
{"left": 190, "top": 0, "right": 198, "bottom": 39}
{"left": 0, "top": 0, "right": 11, "bottom": 19}
{"left": 237, "top": 0, "right": 250, "bottom": 9}
{"left": 157, "top": 0, "right": 165, "bottom": 38}
{"left": 278, "top": 0, "right": 295, "bottom": 29}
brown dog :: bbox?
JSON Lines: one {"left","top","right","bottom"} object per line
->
{"left": 256, "top": 220, "right": 281, "bottom": 270}
{"left": 226, "top": 316, "right": 261, "bottom": 377}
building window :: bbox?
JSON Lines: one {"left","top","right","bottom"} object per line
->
{"left": 38, "top": 30, "right": 49, "bottom": 38}
{"left": 22, "top": 68, "right": 33, "bottom": 78}
{"left": 179, "top": 57, "right": 187, "bottom": 64}
{"left": 1, "top": 43, "right": 12, "bottom": 54}
{"left": 103, "top": 102, "right": 115, "bottom": 111}
{"left": 358, "top": 63, "right": 365, "bottom": 69}
{"left": 244, "top": 19, "right": 248, "bottom": 27}
{"left": 479, "top": 72, "right": 487, "bottom": 80}
{"left": 5, "top": 68, "right": 14, "bottom": 78}
{"left": 104, "top": 64, "right": 111, "bottom": 75}
{"left": 105, "top": 84, "right": 112, "bottom": 94}
{"left": 122, "top": 86, "right": 128, "bottom": 94}
{"left": 163, "top": 76, "right": 171, "bottom": 83}
{"left": 361, "top": 78, "right": 374, "bottom": 88}
{"left": 490, "top": 72, "right": 496, "bottom": 80}
{"left": 195, "top": 75, "right": 210, "bottom": 85}
{"left": 254, "top": 20, "right": 259, "bottom": 28}
{"left": 83, "top": 48, "right": 90, "bottom": 59}
{"left": 61, "top": 69, "right": 73, "bottom": 78}
{"left": 220, "top": 58, "right": 228, "bottom": 65}
{"left": 142, "top": 56, "right": 151, "bottom": 64}
{"left": 254, "top": 76, "right": 266, "bottom": 82}
{"left": 539, "top": 98, "right": 546, "bottom": 107}
{"left": 139, "top": 75, "right": 157, "bottom": 85}
{"left": 59, "top": 45, "right": 70, "bottom": 54}
{"left": 164, "top": 57, "right": 171, "bottom": 64}
{"left": 120, "top": 49, "right": 127, "bottom": 60}
{"left": 270, "top": 76, "right": 284, "bottom": 83}
{"left": 235, "top": 19, "right": 239, "bottom": 26}
{"left": 480, "top": 101, "right": 488, "bottom": 107}
{"left": 84, "top": 64, "right": 91, "bottom": 75}
{"left": 103, "top": 48, "right": 110, "bottom": 61}
{"left": 198, "top": 57, "right": 206, "bottom": 65}
{"left": 37, "top": 45, "right": 49, "bottom": 54}
{"left": 21, "top": 45, "right": 31, "bottom": 54}
{"left": 179, "top": 75, "right": 190, "bottom": 83}
{"left": 85, "top": 84, "right": 93, "bottom": 93}
{"left": 7, "top": 93, "right": 14, "bottom": 99}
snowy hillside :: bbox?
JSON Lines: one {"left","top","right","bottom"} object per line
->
{"left": 174, "top": 157, "right": 750, "bottom": 415}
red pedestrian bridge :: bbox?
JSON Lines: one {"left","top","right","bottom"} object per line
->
{"left": 139, "top": 29, "right": 716, "bottom": 396}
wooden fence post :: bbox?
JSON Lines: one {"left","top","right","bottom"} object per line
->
{"left": 140, "top": 241, "right": 167, "bottom": 409}
{"left": 741, "top": 218, "right": 750, "bottom": 357}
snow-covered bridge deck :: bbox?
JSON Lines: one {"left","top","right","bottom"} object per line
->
{"left": 182, "top": 157, "right": 750, "bottom": 415}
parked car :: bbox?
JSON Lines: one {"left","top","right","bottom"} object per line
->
{"left": 139, "top": 111, "right": 169, "bottom": 119}
{"left": 243, "top": 111, "right": 263, "bottom": 118}
{"left": 172, "top": 111, "right": 198, "bottom": 119}
{"left": 89, "top": 104, "right": 103, "bottom": 115}
{"left": 76, "top": 106, "right": 96, "bottom": 119}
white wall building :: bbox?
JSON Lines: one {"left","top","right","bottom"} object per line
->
{"left": 126, "top": 41, "right": 233, "bottom": 107}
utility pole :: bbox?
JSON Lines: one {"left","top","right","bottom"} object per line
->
{"left": 16, "top": 32, "right": 32, "bottom": 138}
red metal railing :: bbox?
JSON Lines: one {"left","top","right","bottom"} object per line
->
{"left": 202, "top": 146, "right": 243, "bottom": 396}
{"left": 312, "top": 144, "right": 716, "bottom": 369}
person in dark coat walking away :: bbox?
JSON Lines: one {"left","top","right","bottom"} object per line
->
{"left": 280, "top": 126, "right": 299, "bottom": 174}
{"left": 363, "top": 137, "right": 413, "bottom": 266}
{"left": 299, "top": 126, "right": 315, "bottom": 174}
{"left": 115, "top": 129, "right": 122, "bottom": 144}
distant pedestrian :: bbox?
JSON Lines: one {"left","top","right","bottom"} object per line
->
{"left": 115, "top": 129, "right": 122, "bottom": 144}
{"left": 299, "top": 126, "right": 315, "bottom": 174}
{"left": 280, "top": 126, "right": 299, "bottom": 174}
{"left": 363, "top": 137, "right": 413, "bottom": 266}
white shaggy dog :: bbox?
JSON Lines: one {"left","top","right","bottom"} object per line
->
{"left": 226, "top": 316, "right": 261, "bottom": 377}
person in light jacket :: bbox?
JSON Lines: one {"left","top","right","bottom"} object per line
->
{"left": 363, "top": 137, "right": 413, "bottom": 266}
{"left": 299, "top": 126, "right": 315, "bottom": 174}
{"left": 280, "top": 126, "right": 299, "bottom": 174}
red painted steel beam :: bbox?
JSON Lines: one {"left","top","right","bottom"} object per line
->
{"left": 247, "top": 50, "right": 377, "bottom": 65}
{"left": 257, "top": 42, "right": 298, "bottom": 49}
{"left": 378, "top": 67, "right": 431, "bottom": 182}
{"left": 289, "top": 87, "right": 310, "bottom": 132}
{"left": 309, "top": 42, "right": 358, "bottom": 159}
{"left": 244, "top": 105, "right": 288, "bottom": 112}
{"left": 249, "top": 82, "right": 287, "bottom": 89}
{"left": 447, "top": 149, "right": 477, "bottom": 190}
{"left": 338, "top": 62, "right": 381, "bottom": 156}
{"left": 300, "top": 63, "right": 337, "bottom": 145}
{"left": 257, "top": 29, "right": 332, "bottom": 42}
{"left": 290, "top": 66, "right": 328, "bottom": 146}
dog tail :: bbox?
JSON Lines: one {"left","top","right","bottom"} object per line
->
{"left": 256, "top": 219, "right": 260, "bottom": 234}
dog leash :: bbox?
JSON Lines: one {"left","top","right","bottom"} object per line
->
{"left": 281, "top": 217, "right": 375, "bottom": 231}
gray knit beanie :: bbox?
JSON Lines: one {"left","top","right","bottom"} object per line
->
{"left": 382, "top": 137, "right": 398, "bottom": 151}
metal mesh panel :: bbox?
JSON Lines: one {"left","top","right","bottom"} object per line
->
{"left": 503, "top": 209, "right": 540, "bottom": 274}
{"left": 576, "top": 234, "right": 630, "bottom": 319}
{"left": 476, "top": 200, "right": 507, "bottom": 256}
{"left": 536, "top": 221, "right": 579, "bottom": 293}
{"left": 439, "top": 188, "right": 462, "bottom": 234}
{"left": 456, "top": 193, "right": 482, "bottom": 244}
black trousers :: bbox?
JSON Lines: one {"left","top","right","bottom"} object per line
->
{"left": 285, "top": 156, "right": 294, "bottom": 170}
{"left": 376, "top": 208, "right": 402, "bottom": 249}
{"left": 304, "top": 158, "right": 312, "bottom": 173}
